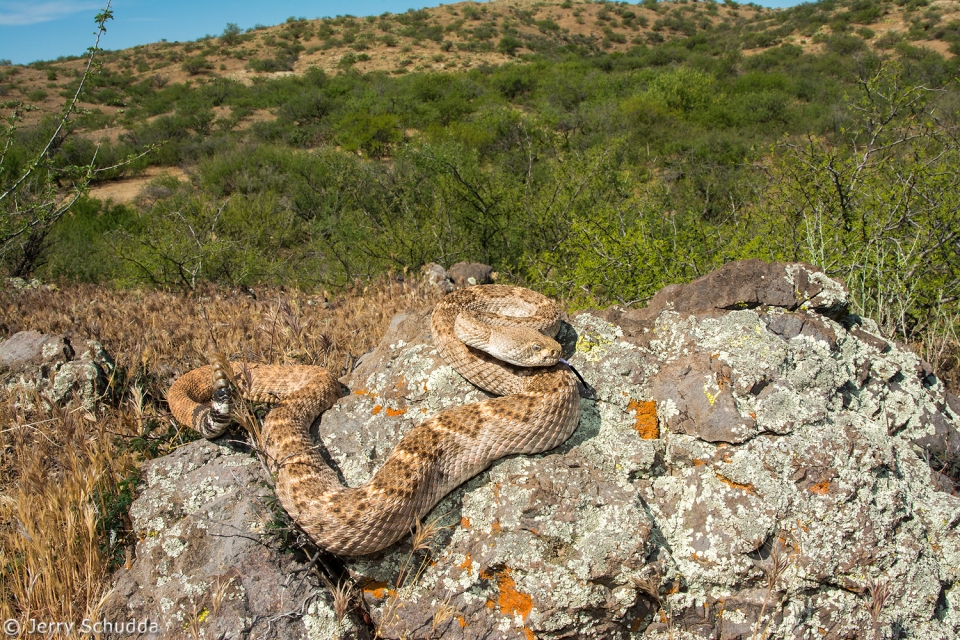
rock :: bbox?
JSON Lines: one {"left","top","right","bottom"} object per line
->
{"left": 420, "top": 262, "right": 454, "bottom": 294}
{"left": 0, "top": 330, "right": 73, "bottom": 371}
{"left": 0, "top": 330, "right": 114, "bottom": 410}
{"left": 6, "top": 276, "right": 43, "bottom": 291}
{"left": 421, "top": 261, "right": 497, "bottom": 292}
{"left": 446, "top": 262, "right": 496, "bottom": 288}
{"left": 114, "top": 260, "right": 960, "bottom": 639}
{"left": 103, "top": 440, "right": 365, "bottom": 640}
{"left": 600, "top": 259, "right": 849, "bottom": 333}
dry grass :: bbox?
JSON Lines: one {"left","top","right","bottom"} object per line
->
{"left": 0, "top": 275, "right": 439, "bottom": 629}
{"left": 376, "top": 514, "right": 451, "bottom": 638}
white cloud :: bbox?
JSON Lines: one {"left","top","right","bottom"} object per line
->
{"left": 0, "top": 1, "right": 101, "bottom": 26}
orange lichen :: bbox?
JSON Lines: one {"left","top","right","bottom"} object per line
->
{"left": 716, "top": 474, "right": 755, "bottom": 494}
{"left": 627, "top": 399, "right": 659, "bottom": 439}
{"left": 459, "top": 553, "right": 473, "bottom": 570}
{"left": 385, "top": 407, "right": 407, "bottom": 416}
{"left": 460, "top": 516, "right": 471, "bottom": 530}
{"left": 496, "top": 570, "right": 533, "bottom": 619}
{"left": 491, "top": 520, "right": 501, "bottom": 533}
{"left": 457, "top": 615, "right": 467, "bottom": 628}
{"left": 809, "top": 481, "right": 831, "bottom": 495}
{"left": 362, "top": 580, "right": 391, "bottom": 599}
{"left": 371, "top": 404, "right": 382, "bottom": 415}
{"left": 523, "top": 627, "right": 536, "bottom": 640}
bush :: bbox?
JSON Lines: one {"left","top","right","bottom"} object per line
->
{"left": 498, "top": 35, "right": 523, "bottom": 56}
{"left": 181, "top": 56, "right": 213, "bottom": 75}
{"left": 247, "top": 57, "right": 294, "bottom": 73}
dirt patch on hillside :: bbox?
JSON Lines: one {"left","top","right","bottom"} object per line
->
{"left": 88, "top": 166, "right": 188, "bottom": 204}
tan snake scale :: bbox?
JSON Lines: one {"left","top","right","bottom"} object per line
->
{"left": 168, "top": 285, "right": 581, "bottom": 555}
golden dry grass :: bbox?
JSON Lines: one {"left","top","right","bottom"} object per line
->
{"left": 0, "top": 276, "right": 439, "bottom": 628}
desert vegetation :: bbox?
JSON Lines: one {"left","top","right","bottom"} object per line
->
{"left": 2, "top": 0, "right": 960, "bottom": 633}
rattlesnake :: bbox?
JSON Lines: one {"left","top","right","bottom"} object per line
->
{"left": 168, "top": 285, "right": 581, "bottom": 555}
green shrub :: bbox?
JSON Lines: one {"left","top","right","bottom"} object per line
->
{"left": 181, "top": 56, "right": 213, "bottom": 75}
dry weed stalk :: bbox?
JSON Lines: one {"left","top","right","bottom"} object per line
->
{"left": 751, "top": 532, "right": 794, "bottom": 640}
{"left": 319, "top": 573, "right": 356, "bottom": 633}
{"left": 864, "top": 578, "right": 891, "bottom": 640}
{"left": 631, "top": 566, "right": 674, "bottom": 640}
{"left": 376, "top": 514, "right": 451, "bottom": 638}
{"left": 430, "top": 594, "right": 458, "bottom": 638}
{"left": 0, "top": 388, "right": 138, "bottom": 627}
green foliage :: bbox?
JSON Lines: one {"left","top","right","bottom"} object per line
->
{"left": 0, "top": 2, "right": 150, "bottom": 276}
{"left": 181, "top": 55, "right": 213, "bottom": 75}
{"left": 750, "top": 66, "right": 960, "bottom": 340}
{"left": 647, "top": 67, "right": 716, "bottom": 112}
{"left": 220, "top": 22, "right": 250, "bottom": 46}
{"left": 40, "top": 197, "right": 132, "bottom": 281}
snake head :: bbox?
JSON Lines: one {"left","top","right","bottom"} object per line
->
{"left": 453, "top": 304, "right": 562, "bottom": 367}
{"left": 484, "top": 331, "right": 561, "bottom": 367}
{"left": 515, "top": 337, "right": 562, "bottom": 366}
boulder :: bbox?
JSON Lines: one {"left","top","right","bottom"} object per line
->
{"left": 445, "top": 262, "right": 496, "bottom": 288}
{"left": 0, "top": 330, "right": 115, "bottom": 410}
{"left": 110, "top": 260, "right": 960, "bottom": 639}
{"left": 103, "top": 440, "right": 365, "bottom": 640}
{"left": 421, "top": 261, "right": 496, "bottom": 293}
{"left": 421, "top": 262, "right": 454, "bottom": 294}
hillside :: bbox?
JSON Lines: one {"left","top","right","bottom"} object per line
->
{"left": 2, "top": 0, "right": 960, "bottom": 138}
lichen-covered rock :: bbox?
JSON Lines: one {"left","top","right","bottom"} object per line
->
{"left": 103, "top": 440, "right": 366, "bottom": 640}
{"left": 421, "top": 262, "right": 454, "bottom": 294}
{"left": 113, "top": 260, "right": 960, "bottom": 639}
{"left": 0, "top": 330, "right": 114, "bottom": 410}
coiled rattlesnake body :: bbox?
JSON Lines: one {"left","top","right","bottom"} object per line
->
{"left": 168, "top": 285, "right": 581, "bottom": 555}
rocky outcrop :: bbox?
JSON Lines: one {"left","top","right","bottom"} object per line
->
{"left": 421, "top": 261, "right": 496, "bottom": 293}
{"left": 108, "top": 260, "right": 960, "bottom": 639}
{"left": 0, "top": 330, "right": 115, "bottom": 409}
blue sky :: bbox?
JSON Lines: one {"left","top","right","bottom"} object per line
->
{"left": 0, "top": 0, "right": 807, "bottom": 65}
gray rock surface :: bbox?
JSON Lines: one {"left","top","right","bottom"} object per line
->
{"left": 0, "top": 330, "right": 115, "bottom": 409}
{"left": 110, "top": 260, "right": 960, "bottom": 639}
{"left": 103, "top": 440, "right": 366, "bottom": 640}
